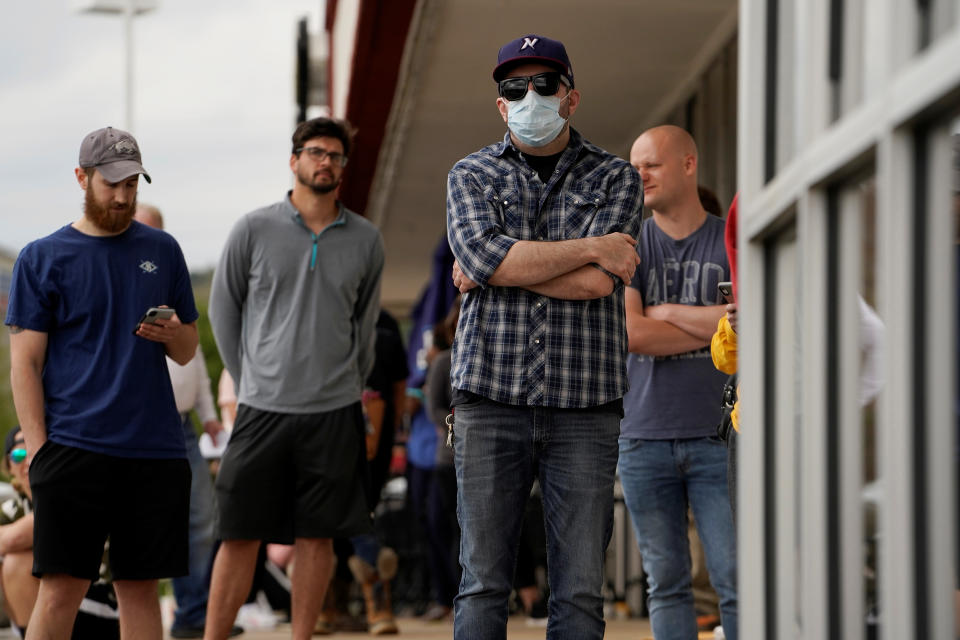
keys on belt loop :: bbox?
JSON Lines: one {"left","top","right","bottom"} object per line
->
{"left": 445, "top": 412, "right": 455, "bottom": 448}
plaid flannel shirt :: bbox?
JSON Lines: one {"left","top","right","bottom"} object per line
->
{"left": 446, "top": 129, "right": 642, "bottom": 408}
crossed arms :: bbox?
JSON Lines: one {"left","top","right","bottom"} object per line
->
{"left": 446, "top": 162, "right": 643, "bottom": 300}
{"left": 452, "top": 234, "right": 640, "bottom": 299}
{"left": 624, "top": 287, "right": 726, "bottom": 356}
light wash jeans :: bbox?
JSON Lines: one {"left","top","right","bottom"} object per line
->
{"left": 618, "top": 437, "right": 738, "bottom": 640}
{"left": 171, "top": 416, "right": 217, "bottom": 629}
{"left": 453, "top": 398, "right": 620, "bottom": 640}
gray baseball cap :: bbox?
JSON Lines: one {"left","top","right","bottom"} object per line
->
{"left": 78, "top": 126, "right": 152, "bottom": 184}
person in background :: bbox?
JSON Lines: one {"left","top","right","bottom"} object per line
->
{"left": 697, "top": 185, "right": 723, "bottom": 217}
{"left": 337, "top": 309, "right": 408, "bottom": 636}
{"left": 0, "top": 426, "right": 121, "bottom": 639}
{"left": 217, "top": 370, "right": 238, "bottom": 434}
{"left": 0, "top": 426, "right": 41, "bottom": 637}
{"left": 711, "top": 194, "right": 740, "bottom": 515}
{"left": 366, "top": 310, "right": 410, "bottom": 510}
{"left": 420, "top": 305, "right": 462, "bottom": 623}
{"left": 132, "top": 204, "right": 238, "bottom": 639}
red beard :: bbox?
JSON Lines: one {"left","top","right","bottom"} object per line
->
{"left": 84, "top": 187, "right": 136, "bottom": 234}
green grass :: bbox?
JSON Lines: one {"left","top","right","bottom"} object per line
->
{"left": 191, "top": 273, "right": 226, "bottom": 414}
{"left": 0, "top": 331, "right": 15, "bottom": 443}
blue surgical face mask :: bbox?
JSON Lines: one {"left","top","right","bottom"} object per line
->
{"left": 506, "top": 91, "right": 569, "bottom": 147}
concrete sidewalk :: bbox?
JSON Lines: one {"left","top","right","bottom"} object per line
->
{"left": 207, "top": 615, "right": 664, "bottom": 640}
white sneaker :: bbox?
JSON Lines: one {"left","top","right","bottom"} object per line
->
{"left": 159, "top": 594, "right": 176, "bottom": 631}
{"left": 713, "top": 625, "right": 726, "bottom": 639}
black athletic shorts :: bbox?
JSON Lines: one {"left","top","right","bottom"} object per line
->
{"left": 29, "top": 441, "right": 190, "bottom": 581}
{"left": 215, "top": 402, "right": 372, "bottom": 543}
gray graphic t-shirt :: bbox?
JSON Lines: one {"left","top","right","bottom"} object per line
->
{"left": 620, "top": 214, "right": 730, "bottom": 440}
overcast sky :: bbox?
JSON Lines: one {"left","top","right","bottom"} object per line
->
{"left": 0, "top": 0, "right": 323, "bottom": 270}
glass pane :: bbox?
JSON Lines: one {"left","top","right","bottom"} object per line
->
{"left": 952, "top": 117, "right": 960, "bottom": 639}
{"left": 858, "top": 177, "right": 881, "bottom": 638}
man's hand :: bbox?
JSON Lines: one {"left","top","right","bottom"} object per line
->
{"left": 135, "top": 306, "right": 198, "bottom": 365}
{"left": 202, "top": 419, "right": 224, "bottom": 438}
{"left": 134, "top": 305, "right": 185, "bottom": 344}
{"left": 726, "top": 303, "right": 738, "bottom": 333}
{"left": 590, "top": 233, "right": 640, "bottom": 284}
{"left": 452, "top": 260, "right": 479, "bottom": 293}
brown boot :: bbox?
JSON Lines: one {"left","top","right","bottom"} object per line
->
{"left": 315, "top": 574, "right": 368, "bottom": 634}
{"left": 313, "top": 585, "right": 337, "bottom": 635}
{"left": 376, "top": 547, "right": 398, "bottom": 583}
{"left": 348, "top": 550, "right": 400, "bottom": 635}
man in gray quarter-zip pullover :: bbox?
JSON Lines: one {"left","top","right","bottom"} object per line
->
{"left": 205, "top": 117, "right": 384, "bottom": 640}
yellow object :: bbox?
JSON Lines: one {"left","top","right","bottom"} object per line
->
{"left": 710, "top": 315, "right": 740, "bottom": 432}
{"left": 710, "top": 315, "right": 737, "bottom": 374}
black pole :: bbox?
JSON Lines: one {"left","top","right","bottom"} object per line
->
{"left": 295, "top": 17, "right": 310, "bottom": 124}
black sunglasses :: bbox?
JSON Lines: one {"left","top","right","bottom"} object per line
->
{"left": 497, "top": 71, "right": 568, "bottom": 102}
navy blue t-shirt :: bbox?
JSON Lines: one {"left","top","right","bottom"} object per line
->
{"left": 5, "top": 221, "right": 198, "bottom": 458}
{"left": 620, "top": 215, "right": 730, "bottom": 440}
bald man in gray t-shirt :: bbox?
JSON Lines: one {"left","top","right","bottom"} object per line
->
{"left": 618, "top": 126, "right": 738, "bottom": 640}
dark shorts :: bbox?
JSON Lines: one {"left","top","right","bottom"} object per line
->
{"left": 29, "top": 441, "right": 190, "bottom": 581}
{"left": 215, "top": 403, "right": 372, "bottom": 544}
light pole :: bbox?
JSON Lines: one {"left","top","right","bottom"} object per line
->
{"left": 73, "top": 0, "right": 158, "bottom": 132}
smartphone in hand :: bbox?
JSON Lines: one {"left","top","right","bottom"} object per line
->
{"left": 718, "top": 282, "right": 734, "bottom": 304}
{"left": 132, "top": 307, "right": 175, "bottom": 335}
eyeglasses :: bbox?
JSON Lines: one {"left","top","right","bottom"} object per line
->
{"left": 498, "top": 71, "right": 568, "bottom": 102}
{"left": 9, "top": 447, "right": 26, "bottom": 464}
{"left": 295, "top": 147, "right": 348, "bottom": 167}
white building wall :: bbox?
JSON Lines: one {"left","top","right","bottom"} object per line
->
{"left": 329, "top": 0, "right": 360, "bottom": 118}
{"left": 738, "top": 0, "right": 960, "bottom": 637}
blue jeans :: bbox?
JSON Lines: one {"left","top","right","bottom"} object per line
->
{"left": 172, "top": 416, "right": 217, "bottom": 629}
{"left": 408, "top": 463, "right": 460, "bottom": 607}
{"left": 618, "top": 437, "right": 738, "bottom": 640}
{"left": 453, "top": 399, "right": 620, "bottom": 640}
{"left": 350, "top": 533, "right": 381, "bottom": 568}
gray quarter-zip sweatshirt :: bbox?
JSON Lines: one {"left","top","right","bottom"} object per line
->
{"left": 210, "top": 193, "right": 384, "bottom": 414}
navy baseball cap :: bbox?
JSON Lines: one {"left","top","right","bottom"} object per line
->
{"left": 493, "top": 34, "right": 574, "bottom": 88}
{"left": 79, "top": 126, "right": 152, "bottom": 184}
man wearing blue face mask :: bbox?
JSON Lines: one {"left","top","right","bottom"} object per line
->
{"left": 445, "top": 34, "right": 643, "bottom": 640}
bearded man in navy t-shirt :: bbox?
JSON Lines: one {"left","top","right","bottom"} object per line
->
{"left": 6, "top": 127, "right": 198, "bottom": 638}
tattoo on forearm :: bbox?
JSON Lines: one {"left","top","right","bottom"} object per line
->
{"left": 8, "top": 325, "right": 24, "bottom": 334}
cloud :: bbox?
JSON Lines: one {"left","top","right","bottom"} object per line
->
{"left": 0, "top": 0, "right": 321, "bottom": 268}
